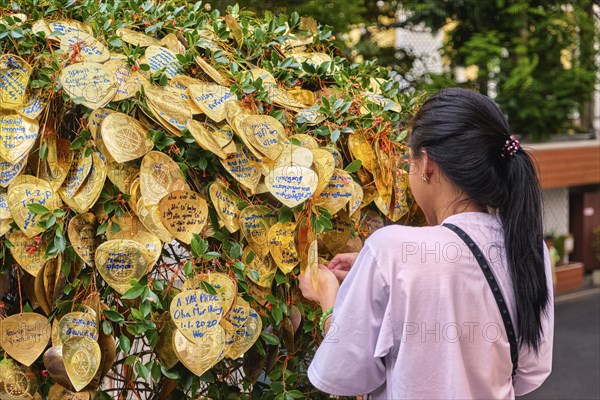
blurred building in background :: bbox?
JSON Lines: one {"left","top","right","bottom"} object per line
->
{"left": 392, "top": 3, "right": 600, "bottom": 291}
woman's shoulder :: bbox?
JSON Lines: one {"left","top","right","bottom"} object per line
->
{"left": 366, "top": 224, "right": 452, "bottom": 248}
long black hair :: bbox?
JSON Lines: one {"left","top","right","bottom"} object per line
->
{"left": 408, "top": 88, "right": 549, "bottom": 352}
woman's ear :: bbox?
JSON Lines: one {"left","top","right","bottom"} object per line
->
{"left": 421, "top": 149, "right": 434, "bottom": 180}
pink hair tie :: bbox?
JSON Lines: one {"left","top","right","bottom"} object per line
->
{"left": 501, "top": 134, "right": 520, "bottom": 158}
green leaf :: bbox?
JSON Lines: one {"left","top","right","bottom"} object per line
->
{"left": 344, "top": 159, "right": 362, "bottom": 173}
{"left": 27, "top": 203, "right": 50, "bottom": 215}
{"left": 103, "top": 309, "right": 124, "bottom": 324}
{"left": 201, "top": 281, "right": 217, "bottom": 295}
{"left": 121, "top": 285, "right": 145, "bottom": 300}
{"left": 102, "top": 320, "right": 112, "bottom": 335}
{"left": 119, "top": 335, "right": 131, "bottom": 353}
{"left": 160, "top": 363, "right": 180, "bottom": 379}
{"left": 286, "top": 391, "right": 304, "bottom": 399}
{"left": 249, "top": 269, "right": 260, "bottom": 281}
{"left": 261, "top": 331, "right": 280, "bottom": 345}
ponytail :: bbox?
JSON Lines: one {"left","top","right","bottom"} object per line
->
{"left": 409, "top": 88, "right": 550, "bottom": 352}
{"left": 501, "top": 150, "right": 548, "bottom": 352}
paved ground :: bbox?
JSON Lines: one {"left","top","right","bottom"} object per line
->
{"left": 521, "top": 289, "right": 600, "bottom": 400}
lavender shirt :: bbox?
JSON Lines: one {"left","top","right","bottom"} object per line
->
{"left": 308, "top": 212, "right": 554, "bottom": 399}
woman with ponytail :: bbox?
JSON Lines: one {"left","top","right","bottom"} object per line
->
{"left": 299, "top": 88, "right": 553, "bottom": 399}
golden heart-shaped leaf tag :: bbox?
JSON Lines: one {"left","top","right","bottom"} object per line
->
{"left": 359, "top": 209, "right": 385, "bottom": 238}
{"left": 109, "top": 229, "right": 162, "bottom": 274}
{"left": 100, "top": 112, "right": 154, "bottom": 163}
{"left": 189, "top": 83, "right": 234, "bottom": 123}
{"left": 159, "top": 190, "right": 209, "bottom": 244}
{"left": 0, "top": 54, "right": 32, "bottom": 110}
{"left": 140, "top": 151, "right": 187, "bottom": 205}
{"left": 310, "top": 148, "right": 335, "bottom": 197}
{"left": 155, "top": 313, "right": 179, "bottom": 370}
{"left": 0, "top": 112, "right": 39, "bottom": 163}
{"left": 322, "top": 210, "right": 353, "bottom": 255}
{"left": 95, "top": 239, "right": 150, "bottom": 295}
{"left": 144, "top": 85, "right": 191, "bottom": 135}
{"left": 7, "top": 230, "right": 49, "bottom": 277}
{"left": 170, "top": 289, "right": 226, "bottom": 344}
{"left": 225, "top": 297, "right": 262, "bottom": 359}
{"left": 0, "top": 358, "right": 39, "bottom": 398}
{"left": 239, "top": 205, "right": 277, "bottom": 258}
{"left": 58, "top": 312, "right": 99, "bottom": 344}
{"left": 115, "top": 28, "right": 161, "bottom": 47}
{"left": 209, "top": 180, "right": 241, "bottom": 233}
{"left": 143, "top": 45, "right": 181, "bottom": 78}
{"left": 63, "top": 152, "right": 107, "bottom": 214}
{"left": 243, "top": 247, "right": 276, "bottom": 288}
{"left": 48, "top": 383, "right": 90, "bottom": 400}
{"left": 136, "top": 198, "right": 175, "bottom": 243}
{"left": 187, "top": 120, "right": 227, "bottom": 159}
{"left": 173, "top": 326, "right": 225, "bottom": 376}
{"left": 348, "top": 180, "right": 364, "bottom": 216}
{"left": 195, "top": 55, "right": 229, "bottom": 86}
{"left": 0, "top": 151, "right": 27, "bottom": 188}
{"left": 314, "top": 168, "right": 353, "bottom": 215}
{"left": 268, "top": 222, "right": 299, "bottom": 274}
{"left": 273, "top": 144, "right": 313, "bottom": 169}
{"left": 58, "top": 151, "right": 93, "bottom": 199}
{"left": 240, "top": 115, "right": 286, "bottom": 160}
{"left": 68, "top": 212, "right": 98, "bottom": 267}
{"left": 307, "top": 239, "right": 320, "bottom": 292}
{"left": 63, "top": 337, "right": 101, "bottom": 392}
{"left": 265, "top": 165, "right": 318, "bottom": 208}
{"left": 59, "top": 62, "right": 116, "bottom": 110}
{"left": 0, "top": 312, "right": 50, "bottom": 366}
{"left": 59, "top": 31, "right": 110, "bottom": 63}
{"left": 104, "top": 60, "right": 147, "bottom": 101}
{"left": 44, "top": 346, "right": 76, "bottom": 391}
{"left": 19, "top": 89, "right": 49, "bottom": 120}
{"left": 182, "top": 272, "right": 236, "bottom": 316}
{"left": 7, "top": 176, "right": 62, "bottom": 238}
{"left": 169, "top": 75, "right": 205, "bottom": 114}
{"left": 219, "top": 142, "right": 262, "bottom": 191}
{"left": 38, "top": 137, "right": 75, "bottom": 192}
{"left": 106, "top": 161, "right": 139, "bottom": 195}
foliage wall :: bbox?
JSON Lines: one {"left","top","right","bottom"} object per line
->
{"left": 0, "top": 0, "right": 423, "bottom": 399}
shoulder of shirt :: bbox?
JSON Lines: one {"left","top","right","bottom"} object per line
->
{"left": 365, "top": 224, "right": 450, "bottom": 249}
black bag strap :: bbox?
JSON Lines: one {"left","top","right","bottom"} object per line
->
{"left": 442, "top": 222, "right": 518, "bottom": 378}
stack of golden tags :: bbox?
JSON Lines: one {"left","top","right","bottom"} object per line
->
{"left": 166, "top": 273, "right": 262, "bottom": 376}
{"left": 0, "top": 12, "right": 420, "bottom": 393}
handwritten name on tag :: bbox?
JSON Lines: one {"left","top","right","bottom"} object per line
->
{"left": 60, "top": 31, "right": 110, "bottom": 63}
{"left": 268, "top": 222, "right": 299, "bottom": 274}
{"left": 314, "top": 168, "right": 353, "bottom": 214}
{"left": 158, "top": 190, "right": 209, "bottom": 244}
{"left": 0, "top": 152, "right": 27, "bottom": 188}
{"left": 0, "top": 112, "right": 39, "bottom": 163}
{"left": 95, "top": 239, "right": 149, "bottom": 295}
{"left": 189, "top": 83, "right": 234, "bottom": 123}
{"left": 144, "top": 46, "right": 181, "bottom": 78}
{"left": 241, "top": 115, "right": 285, "bottom": 160}
{"left": 170, "top": 290, "right": 225, "bottom": 343}
{"left": 0, "top": 313, "right": 51, "bottom": 366}
{"left": 59, "top": 62, "right": 116, "bottom": 110}
{"left": 104, "top": 60, "right": 146, "bottom": 101}
{"left": 209, "top": 180, "right": 241, "bottom": 233}
{"left": 0, "top": 54, "right": 31, "bottom": 110}
{"left": 219, "top": 143, "right": 261, "bottom": 191}
{"left": 265, "top": 166, "right": 318, "bottom": 208}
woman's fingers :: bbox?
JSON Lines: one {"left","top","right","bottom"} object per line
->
{"left": 327, "top": 252, "right": 359, "bottom": 271}
{"left": 331, "top": 269, "right": 349, "bottom": 282}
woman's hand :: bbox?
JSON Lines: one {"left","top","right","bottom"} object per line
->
{"left": 326, "top": 252, "right": 359, "bottom": 282}
{"left": 299, "top": 264, "right": 340, "bottom": 310}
